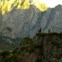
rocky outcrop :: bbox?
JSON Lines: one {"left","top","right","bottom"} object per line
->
{"left": 0, "top": 5, "right": 62, "bottom": 38}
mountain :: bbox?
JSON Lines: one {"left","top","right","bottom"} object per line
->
{"left": 0, "top": 5, "right": 62, "bottom": 38}
{"left": 0, "top": 32, "right": 62, "bottom": 62}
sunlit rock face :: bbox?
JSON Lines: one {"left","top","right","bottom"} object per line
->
{"left": 0, "top": 5, "right": 62, "bottom": 38}
{"left": 0, "top": 0, "right": 48, "bottom": 15}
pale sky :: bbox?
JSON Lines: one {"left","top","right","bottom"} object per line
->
{"left": 37, "top": 0, "right": 62, "bottom": 8}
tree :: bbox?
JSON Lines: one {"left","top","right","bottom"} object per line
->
{"left": 48, "top": 29, "right": 50, "bottom": 33}
{"left": 39, "top": 28, "right": 41, "bottom": 33}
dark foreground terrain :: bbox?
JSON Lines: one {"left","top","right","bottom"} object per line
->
{"left": 0, "top": 32, "right": 62, "bottom": 62}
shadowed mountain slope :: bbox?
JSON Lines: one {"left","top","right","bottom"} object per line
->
{"left": 0, "top": 32, "right": 62, "bottom": 62}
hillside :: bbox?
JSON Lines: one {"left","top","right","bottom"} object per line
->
{"left": 0, "top": 32, "right": 62, "bottom": 62}
{"left": 0, "top": 35, "right": 21, "bottom": 51}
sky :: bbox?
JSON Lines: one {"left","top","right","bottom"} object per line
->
{"left": 38, "top": 0, "right": 62, "bottom": 8}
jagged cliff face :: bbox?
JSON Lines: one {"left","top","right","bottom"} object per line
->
{"left": 0, "top": 5, "right": 62, "bottom": 38}
{"left": 0, "top": 0, "right": 48, "bottom": 15}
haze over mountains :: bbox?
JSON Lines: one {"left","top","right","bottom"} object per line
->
{"left": 0, "top": 5, "right": 62, "bottom": 39}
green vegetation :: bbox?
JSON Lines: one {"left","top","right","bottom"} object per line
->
{"left": 0, "top": 32, "right": 62, "bottom": 62}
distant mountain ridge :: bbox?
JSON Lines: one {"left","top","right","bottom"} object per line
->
{"left": 0, "top": 5, "right": 62, "bottom": 38}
